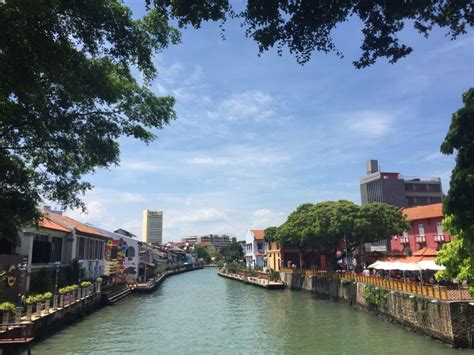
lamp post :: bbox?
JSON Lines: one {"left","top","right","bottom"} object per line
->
{"left": 17, "top": 262, "right": 27, "bottom": 306}
{"left": 78, "top": 260, "right": 83, "bottom": 284}
{"left": 54, "top": 261, "right": 61, "bottom": 294}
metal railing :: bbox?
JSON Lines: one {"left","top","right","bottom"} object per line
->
{"left": 280, "top": 268, "right": 472, "bottom": 301}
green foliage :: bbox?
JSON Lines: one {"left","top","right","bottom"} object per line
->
{"left": 25, "top": 294, "right": 44, "bottom": 304}
{"left": 0, "top": 301, "right": 16, "bottom": 314}
{"left": 58, "top": 284, "right": 79, "bottom": 295}
{"left": 268, "top": 269, "right": 280, "bottom": 282}
{"left": 0, "top": 0, "right": 179, "bottom": 243}
{"left": 80, "top": 281, "right": 92, "bottom": 288}
{"left": 194, "top": 246, "right": 212, "bottom": 264}
{"left": 438, "top": 89, "right": 474, "bottom": 295}
{"left": 222, "top": 241, "right": 243, "bottom": 262}
{"left": 43, "top": 292, "right": 53, "bottom": 300}
{"left": 363, "top": 285, "right": 389, "bottom": 306}
{"left": 269, "top": 200, "right": 408, "bottom": 270}
{"left": 96, "top": 277, "right": 103, "bottom": 283}
{"left": 340, "top": 277, "right": 352, "bottom": 286}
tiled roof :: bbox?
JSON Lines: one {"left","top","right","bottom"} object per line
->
{"left": 251, "top": 230, "right": 265, "bottom": 240}
{"left": 44, "top": 211, "right": 106, "bottom": 238}
{"left": 39, "top": 217, "right": 71, "bottom": 233}
{"left": 413, "top": 247, "right": 438, "bottom": 257}
{"left": 401, "top": 203, "right": 443, "bottom": 221}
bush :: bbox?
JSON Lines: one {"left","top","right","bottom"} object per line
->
{"left": 363, "top": 285, "right": 389, "bottom": 306}
{"left": 43, "top": 292, "right": 53, "bottom": 299}
{"left": 96, "top": 277, "right": 102, "bottom": 283}
{"left": 0, "top": 301, "right": 16, "bottom": 314}
{"left": 25, "top": 294, "right": 44, "bottom": 304}
{"left": 80, "top": 281, "right": 92, "bottom": 288}
{"left": 58, "top": 284, "right": 80, "bottom": 295}
{"left": 268, "top": 269, "right": 280, "bottom": 281}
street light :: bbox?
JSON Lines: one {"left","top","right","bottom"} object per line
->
{"left": 54, "top": 261, "right": 61, "bottom": 294}
{"left": 17, "top": 262, "right": 27, "bottom": 306}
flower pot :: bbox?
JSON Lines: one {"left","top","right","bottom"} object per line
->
{"left": 53, "top": 295, "right": 58, "bottom": 309}
{"left": 26, "top": 304, "right": 33, "bottom": 320}
{"left": 35, "top": 302, "right": 42, "bottom": 318}
{"left": 15, "top": 307, "right": 22, "bottom": 324}
{"left": 44, "top": 299, "right": 50, "bottom": 313}
{"left": 59, "top": 295, "right": 64, "bottom": 307}
{"left": 75, "top": 289, "right": 80, "bottom": 302}
{"left": 1, "top": 311, "right": 9, "bottom": 326}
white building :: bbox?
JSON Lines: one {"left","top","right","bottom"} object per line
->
{"left": 88, "top": 225, "right": 139, "bottom": 281}
{"left": 142, "top": 210, "right": 163, "bottom": 245}
{"left": 244, "top": 230, "right": 266, "bottom": 268}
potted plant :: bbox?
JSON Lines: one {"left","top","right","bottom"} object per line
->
{"left": 43, "top": 292, "right": 53, "bottom": 313}
{"left": 25, "top": 295, "right": 35, "bottom": 320}
{"left": 96, "top": 277, "right": 103, "bottom": 293}
{"left": 0, "top": 301, "right": 16, "bottom": 326}
{"left": 34, "top": 294, "right": 44, "bottom": 317}
{"left": 80, "top": 281, "right": 91, "bottom": 298}
{"left": 58, "top": 287, "right": 67, "bottom": 307}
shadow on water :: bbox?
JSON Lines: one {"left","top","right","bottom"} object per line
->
{"left": 30, "top": 268, "right": 470, "bottom": 354}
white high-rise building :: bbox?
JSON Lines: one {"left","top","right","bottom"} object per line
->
{"left": 142, "top": 210, "right": 163, "bottom": 244}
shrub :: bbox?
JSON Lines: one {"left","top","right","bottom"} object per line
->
{"left": 363, "top": 285, "right": 389, "bottom": 306}
{"left": 0, "top": 301, "right": 16, "bottom": 314}
{"left": 43, "top": 292, "right": 53, "bottom": 299}
{"left": 96, "top": 277, "right": 103, "bottom": 283}
{"left": 268, "top": 269, "right": 280, "bottom": 281}
{"left": 340, "top": 277, "right": 352, "bottom": 285}
{"left": 25, "top": 294, "right": 44, "bottom": 304}
{"left": 80, "top": 281, "right": 92, "bottom": 288}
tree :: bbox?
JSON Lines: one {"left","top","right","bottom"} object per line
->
{"left": 194, "top": 245, "right": 212, "bottom": 264}
{"left": 222, "top": 241, "right": 243, "bottom": 262}
{"left": 269, "top": 201, "right": 409, "bottom": 271}
{"left": 153, "top": 1, "right": 473, "bottom": 67}
{"left": 0, "top": 1, "right": 180, "bottom": 245}
{"left": 437, "top": 89, "right": 474, "bottom": 294}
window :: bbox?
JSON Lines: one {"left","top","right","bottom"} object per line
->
{"left": 418, "top": 224, "right": 425, "bottom": 236}
{"left": 126, "top": 246, "right": 136, "bottom": 258}
{"left": 436, "top": 222, "right": 443, "bottom": 235}
{"left": 51, "top": 237, "right": 62, "bottom": 262}
{"left": 32, "top": 235, "right": 51, "bottom": 264}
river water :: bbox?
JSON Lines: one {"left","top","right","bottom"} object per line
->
{"left": 32, "top": 268, "right": 469, "bottom": 354}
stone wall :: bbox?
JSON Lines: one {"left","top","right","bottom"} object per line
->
{"left": 280, "top": 272, "right": 474, "bottom": 348}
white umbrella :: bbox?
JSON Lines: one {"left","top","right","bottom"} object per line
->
{"left": 418, "top": 260, "right": 445, "bottom": 271}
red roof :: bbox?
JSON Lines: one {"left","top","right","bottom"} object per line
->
{"left": 251, "top": 230, "right": 265, "bottom": 240}
{"left": 39, "top": 217, "right": 71, "bottom": 233}
{"left": 44, "top": 212, "right": 106, "bottom": 238}
{"left": 401, "top": 203, "right": 443, "bottom": 221}
{"left": 413, "top": 247, "right": 438, "bottom": 257}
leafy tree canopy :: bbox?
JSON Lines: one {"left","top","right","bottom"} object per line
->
{"left": 437, "top": 89, "right": 474, "bottom": 294}
{"left": 151, "top": 0, "right": 473, "bottom": 67}
{"left": 268, "top": 200, "right": 408, "bottom": 269}
{"left": 222, "top": 241, "right": 243, "bottom": 262}
{"left": 0, "top": 0, "right": 180, "bottom": 244}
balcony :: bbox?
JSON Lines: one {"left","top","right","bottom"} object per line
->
{"left": 434, "top": 234, "right": 445, "bottom": 242}
{"left": 399, "top": 236, "right": 409, "bottom": 244}
{"left": 415, "top": 235, "right": 426, "bottom": 243}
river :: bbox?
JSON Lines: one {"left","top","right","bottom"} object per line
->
{"left": 31, "top": 268, "right": 469, "bottom": 354}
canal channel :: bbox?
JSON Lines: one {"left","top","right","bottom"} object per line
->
{"left": 31, "top": 268, "right": 470, "bottom": 354}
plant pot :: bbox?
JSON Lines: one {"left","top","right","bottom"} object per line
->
{"left": 26, "top": 304, "right": 33, "bottom": 320}
{"left": 1, "top": 311, "right": 9, "bottom": 326}
{"left": 44, "top": 299, "right": 50, "bottom": 313}
{"left": 59, "top": 295, "right": 64, "bottom": 307}
{"left": 15, "top": 307, "right": 22, "bottom": 324}
{"left": 53, "top": 295, "right": 58, "bottom": 309}
{"left": 35, "top": 302, "right": 42, "bottom": 317}
{"left": 75, "top": 289, "right": 80, "bottom": 301}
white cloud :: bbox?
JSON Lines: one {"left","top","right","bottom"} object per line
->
{"left": 215, "top": 90, "right": 276, "bottom": 122}
{"left": 119, "top": 160, "right": 163, "bottom": 172}
{"left": 67, "top": 201, "right": 115, "bottom": 229}
{"left": 346, "top": 111, "right": 395, "bottom": 139}
{"left": 423, "top": 151, "right": 445, "bottom": 162}
{"left": 172, "top": 208, "right": 226, "bottom": 224}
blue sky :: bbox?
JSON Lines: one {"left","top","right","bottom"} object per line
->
{"left": 66, "top": 3, "right": 474, "bottom": 242}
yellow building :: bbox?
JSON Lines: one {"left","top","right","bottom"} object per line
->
{"left": 266, "top": 241, "right": 282, "bottom": 271}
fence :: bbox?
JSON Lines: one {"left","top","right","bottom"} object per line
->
{"left": 280, "top": 268, "right": 472, "bottom": 301}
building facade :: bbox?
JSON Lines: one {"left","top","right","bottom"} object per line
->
{"left": 182, "top": 234, "right": 233, "bottom": 251}
{"left": 244, "top": 230, "right": 266, "bottom": 268}
{"left": 266, "top": 241, "right": 282, "bottom": 271}
{"left": 142, "top": 210, "right": 163, "bottom": 245}
{"left": 360, "top": 160, "right": 444, "bottom": 208}
{"left": 391, "top": 203, "right": 451, "bottom": 254}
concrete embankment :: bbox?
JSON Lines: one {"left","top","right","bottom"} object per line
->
{"left": 280, "top": 272, "right": 474, "bottom": 348}
{"left": 135, "top": 266, "right": 204, "bottom": 293}
{"left": 218, "top": 270, "right": 285, "bottom": 289}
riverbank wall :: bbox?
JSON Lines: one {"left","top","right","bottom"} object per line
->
{"left": 280, "top": 272, "right": 474, "bottom": 348}
{"left": 217, "top": 270, "right": 285, "bottom": 289}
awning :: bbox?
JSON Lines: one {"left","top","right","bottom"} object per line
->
{"left": 368, "top": 260, "right": 444, "bottom": 271}
{"left": 418, "top": 260, "right": 445, "bottom": 271}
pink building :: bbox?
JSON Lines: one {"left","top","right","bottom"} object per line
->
{"left": 391, "top": 203, "right": 452, "bottom": 253}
